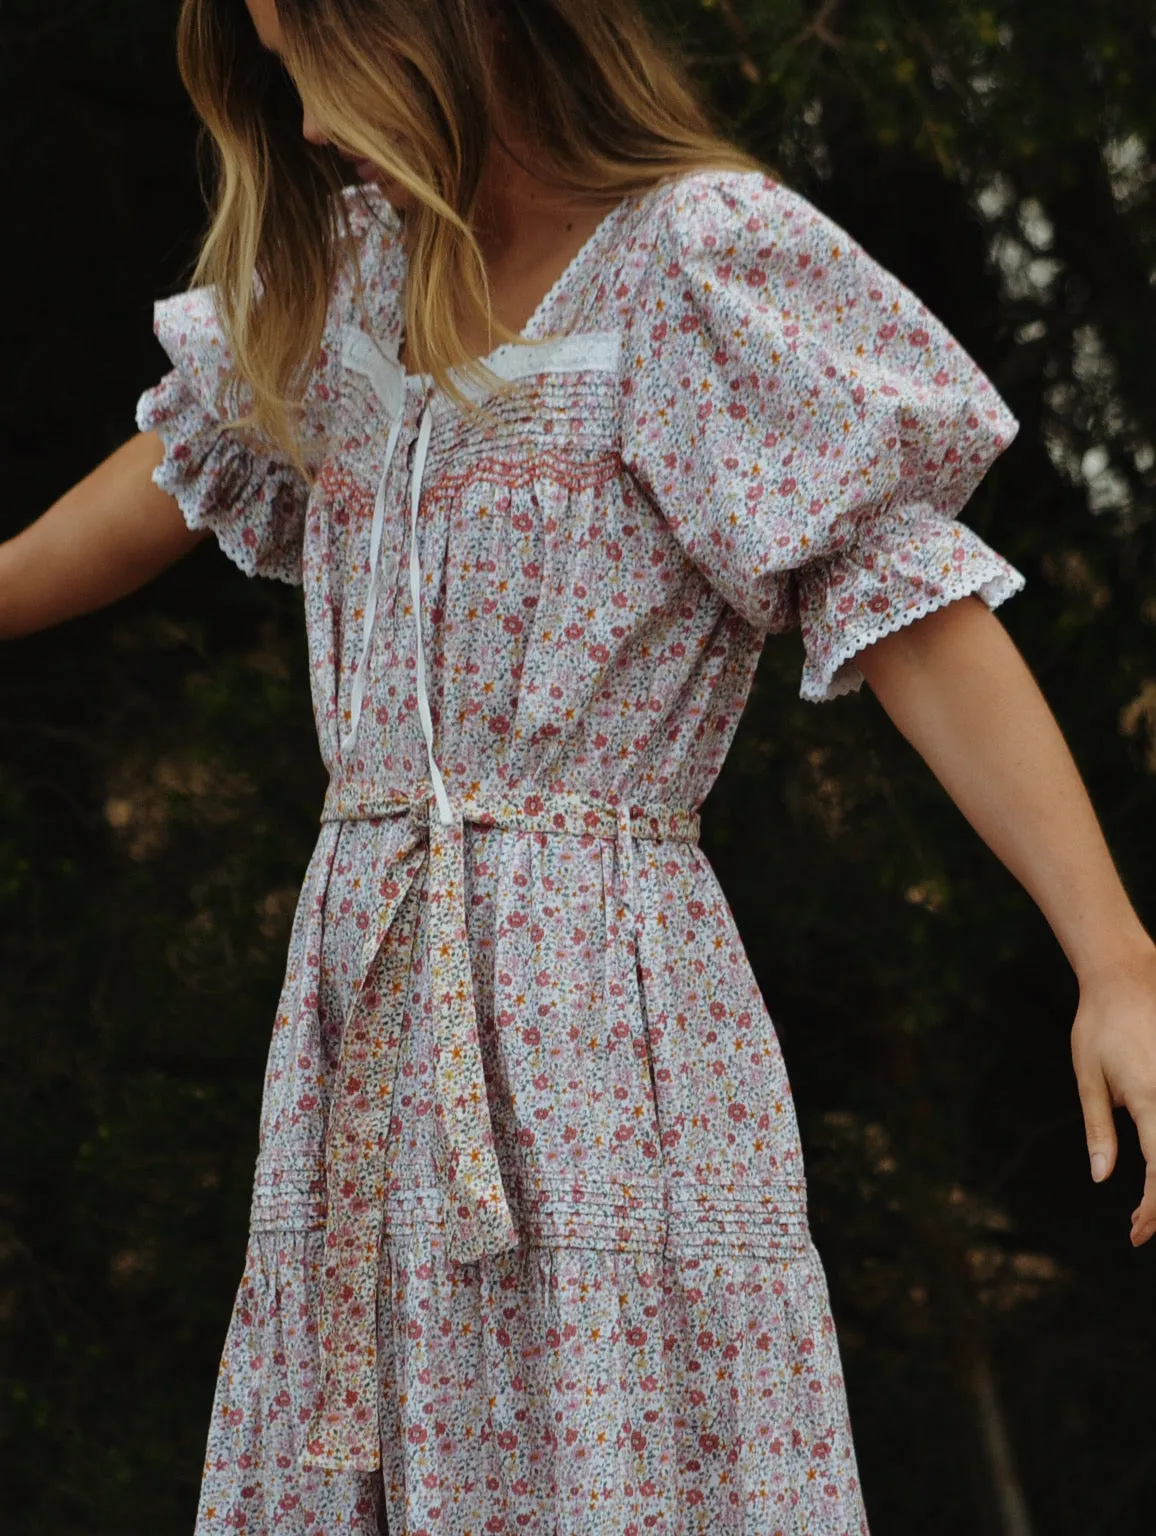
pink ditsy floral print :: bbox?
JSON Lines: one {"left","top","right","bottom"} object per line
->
{"left": 135, "top": 166, "right": 1024, "bottom": 1535}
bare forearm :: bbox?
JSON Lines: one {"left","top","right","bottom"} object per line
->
{"left": 0, "top": 431, "right": 210, "bottom": 639}
{"left": 856, "top": 594, "right": 1154, "bottom": 985}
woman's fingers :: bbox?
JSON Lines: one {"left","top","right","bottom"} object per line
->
{"left": 1126, "top": 1099, "right": 1156, "bottom": 1246}
{"left": 1073, "top": 1037, "right": 1118, "bottom": 1187}
{"left": 1074, "top": 1050, "right": 1156, "bottom": 1246}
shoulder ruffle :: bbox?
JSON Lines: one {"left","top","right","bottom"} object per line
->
{"left": 135, "top": 184, "right": 403, "bottom": 586}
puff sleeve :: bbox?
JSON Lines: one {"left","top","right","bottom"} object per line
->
{"left": 620, "top": 171, "right": 1026, "bottom": 702}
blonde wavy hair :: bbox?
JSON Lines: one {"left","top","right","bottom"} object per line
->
{"left": 176, "top": 0, "right": 765, "bottom": 470}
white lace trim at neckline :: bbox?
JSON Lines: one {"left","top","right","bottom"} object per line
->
{"left": 340, "top": 326, "right": 622, "bottom": 418}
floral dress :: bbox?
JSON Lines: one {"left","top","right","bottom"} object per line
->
{"left": 136, "top": 166, "right": 1025, "bottom": 1536}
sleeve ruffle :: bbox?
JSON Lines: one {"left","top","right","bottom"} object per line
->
{"left": 133, "top": 185, "right": 401, "bottom": 587}
{"left": 620, "top": 170, "right": 1026, "bottom": 702}
{"left": 135, "top": 346, "right": 308, "bottom": 586}
{"left": 793, "top": 501, "right": 1025, "bottom": 702}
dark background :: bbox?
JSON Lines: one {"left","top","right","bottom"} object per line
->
{"left": 2, "top": 2, "right": 1155, "bottom": 1532}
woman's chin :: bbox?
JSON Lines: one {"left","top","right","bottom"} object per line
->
{"left": 379, "top": 180, "right": 414, "bottom": 211}
{"left": 350, "top": 168, "right": 413, "bottom": 210}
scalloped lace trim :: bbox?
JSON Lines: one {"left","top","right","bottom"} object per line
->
{"left": 800, "top": 561, "right": 1027, "bottom": 704}
{"left": 138, "top": 395, "right": 304, "bottom": 588}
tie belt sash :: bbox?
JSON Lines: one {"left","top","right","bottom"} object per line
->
{"left": 303, "top": 779, "right": 701, "bottom": 1472}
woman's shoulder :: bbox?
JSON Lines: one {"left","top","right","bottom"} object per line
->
{"left": 615, "top": 163, "right": 925, "bottom": 342}
{"left": 612, "top": 165, "right": 835, "bottom": 320}
{"left": 626, "top": 165, "right": 795, "bottom": 255}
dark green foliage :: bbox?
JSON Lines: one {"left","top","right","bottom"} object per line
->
{"left": 1, "top": 2, "right": 1154, "bottom": 1531}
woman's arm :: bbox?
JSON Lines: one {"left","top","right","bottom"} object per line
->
{"left": 856, "top": 593, "right": 1156, "bottom": 1247}
{"left": 0, "top": 431, "right": 210, "bottom": 639}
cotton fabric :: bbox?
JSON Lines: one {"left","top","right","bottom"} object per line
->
{"left": 136, "top": 167, "right": 1024, "bottom": 1536}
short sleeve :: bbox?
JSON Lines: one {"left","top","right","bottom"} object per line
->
{"left": 134, "top": 185, "right": 398, "bottom": 586}
{"left": 134, "top": 287, "right": 314, "bottom": 585}
{"left": 620, "top": 170, "right": 1026, "bottom": 702}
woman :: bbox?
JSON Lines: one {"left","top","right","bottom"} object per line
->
{"left": 3, "top": 0, "right": 1155, "bottom": 1531}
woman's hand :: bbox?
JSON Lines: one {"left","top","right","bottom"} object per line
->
{"left": 858, "top": 595, "right": 1156, "bottom": 1248}
{"left": 1071, "top": 947, "right": 1156, "bottom": 1247}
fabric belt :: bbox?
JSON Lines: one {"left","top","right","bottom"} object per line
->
{"left": 303, "top": 778, "right": 701, "bottom": 1471}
